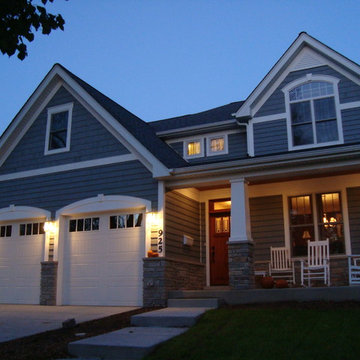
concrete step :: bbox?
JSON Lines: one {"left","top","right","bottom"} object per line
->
{"left": 167, "top": 298, "right": 220, "bottom": 308}
{"left": 68, "top": 326, "right": 188, "bottom": 360}
{"left": 131, "top": 307, "right": 211, "bottom": 328}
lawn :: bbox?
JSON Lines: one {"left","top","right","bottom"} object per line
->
{"left": 144, "top": 303, "right": 360, "bottom": 360}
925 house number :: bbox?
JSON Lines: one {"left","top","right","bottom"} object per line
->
{"left": 158, "top": 229, "right": 163, "bottom": 254}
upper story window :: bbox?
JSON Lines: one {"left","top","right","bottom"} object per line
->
{"left": 184, "top": 138, "right": 204, "bottom": 159}
{"left": 283, "top": 75, "right": 343, "bottom": 150}
{"left": 44, "top": 103, "right": 73, "bottom": 155}
{"left": 207, "top": 135, "right": 228, "bottom": 156}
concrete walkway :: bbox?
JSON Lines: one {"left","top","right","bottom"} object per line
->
{"left": 0, "top": 304, "right": 137, "bottom": 343}
{"left": 68, "top": 298, "right": 219, "bottom": 359}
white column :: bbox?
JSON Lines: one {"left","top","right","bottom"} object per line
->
{"left": 229, "top": 178, "right": 252, "bottom": 243}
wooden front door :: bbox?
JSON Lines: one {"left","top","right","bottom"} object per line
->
{"left": 209, "top": 200, "right": 231, "bottom": 285}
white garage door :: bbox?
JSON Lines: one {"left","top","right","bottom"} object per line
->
{"left": 0, "top": 220, "right": 44, "bottom": 304}
{"left": 63, "top": 212, "right": 144, "bottom": 306}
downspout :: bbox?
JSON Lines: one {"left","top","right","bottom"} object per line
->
{"left": 235, "top": 116, "right": 254, "bottom": 157}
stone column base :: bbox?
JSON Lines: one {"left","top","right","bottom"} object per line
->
{"left": 143, "top": 257, "right": 205, "bottom": 307}
{"left": 40, "top": 261, "right": 58, "bottom": 305}
{"left": 228, "top": 241, "right": 255, "bottom": 289}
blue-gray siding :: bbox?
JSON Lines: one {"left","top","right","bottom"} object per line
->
{"left": 342, "top": 107, "right": 360, "bottom": 144}
{"left": 250, "top": 195, "right": 285, "bottom": 262}
{"left": 253, "top": 119, "right": 288, "bottom": 156}
{"left": 255, "top": 65, "right": 360, "bottom": 118}
{"left": 347, "top": 186, "right": 360, "bottom": 254}
{"left": 0, "top": 86, "right": 130, "bottom": 175}
{"left": 165, "top": 191, "right": 202, "bottom": 263}
{"left": 0, "top": 160, "right": 158, "bottom": 217}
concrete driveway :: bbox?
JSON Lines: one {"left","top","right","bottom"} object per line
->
{"left": 0, "top": 304, "right": 138, "bottom": 343}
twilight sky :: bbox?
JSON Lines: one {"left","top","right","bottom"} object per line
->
{"left": 1, "top": 0, "right": 359, "bottom": 136}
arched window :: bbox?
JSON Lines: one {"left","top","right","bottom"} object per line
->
{"left": 283, "top": 75, "right": 343, "bottom": 149}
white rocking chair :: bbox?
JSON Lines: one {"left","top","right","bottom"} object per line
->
{"left": 301, "top": 239, "right": 330, "bottom": 287}
{"left": 348, "top": 255, "right": 360, "bottom": 285}
{"left": 269, "top": 246, "right": 295, "bottom": 284}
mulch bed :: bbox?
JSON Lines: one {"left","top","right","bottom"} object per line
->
{"left": 0, "top": 307, "right": 158, "bottom": 360}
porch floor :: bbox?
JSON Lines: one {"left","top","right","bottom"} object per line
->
{"left": 168, "top": 286, "right": 360, "bottom": 305}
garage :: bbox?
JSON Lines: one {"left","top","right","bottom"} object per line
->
{"left": 0, "top": 219, "right": 45, "bottom": 304}
{"left": 62, "top": 211, "right": 145, "bottom": 306}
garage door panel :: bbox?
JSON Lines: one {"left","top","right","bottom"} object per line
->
{"left": 0, "top": 221, "right": 43, "bottom": 304}
{"left": 63, "top": 212, "right": 144, "bottom": 306}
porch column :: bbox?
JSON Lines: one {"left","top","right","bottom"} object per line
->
{"left": 228, "top": 178, "right": 255, "bottom": 289}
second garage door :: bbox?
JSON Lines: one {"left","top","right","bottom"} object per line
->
{"left": 62, "top": 212, "right": 144, "bottom": 306}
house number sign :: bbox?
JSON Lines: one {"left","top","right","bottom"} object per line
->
{"left": 158, "top": 229, "right": 164, "bottom": 254}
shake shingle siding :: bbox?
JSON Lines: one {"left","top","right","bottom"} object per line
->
{"left": 0, "top": 86, "right": 130, "bottom": 175}
{"left": 165, "top": 191, "right": 202, "bottom": 263}
{"left": 253, "top": 119, "right": 288, "bottom": 156}
{"left": 250, "top": 195, "right": 285, "bottom": 262}
{"left": 0, "top": 160, "right": 158, "bottom": 216}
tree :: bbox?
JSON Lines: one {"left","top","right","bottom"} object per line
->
{"left": 0, "top": 0, "right": 65, "bottom": 60}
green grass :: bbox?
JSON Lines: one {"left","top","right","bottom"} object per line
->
{"left": 144, "top": 303, "right": 360, "bottom": 360}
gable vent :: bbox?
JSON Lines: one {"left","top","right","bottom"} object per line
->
{"left": 291, "top": 49, "right": 326, "bottom": 71}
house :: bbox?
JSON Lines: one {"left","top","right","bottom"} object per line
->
{"left": 1, "top": 32, "right": 360, "bottom": 307}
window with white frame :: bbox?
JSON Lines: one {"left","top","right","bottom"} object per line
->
{"left": 45, "top": 103, "right": 73, "bottom": 155}
{"left": 283, "top": 75, "right": 342, "bottom": 150}
{"left": 184, "top": 138, "right": 204, "bottom": 159}
{"left": 289, "top": 192, "right": 344, "bottom": 257}
{"left": 207, "top": 135, "right": 228, "bottom": 156}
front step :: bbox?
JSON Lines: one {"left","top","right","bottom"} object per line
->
{"left": 68, "top": 326, "right": 188, "bottom": 360}
{"left": 168, "top": 298, "right": 220, "bottom": 308}
{"left": 131, "top": 307, "right": 211, "bottom": 328}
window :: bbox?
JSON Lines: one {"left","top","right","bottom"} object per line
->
{"left": 283, "top": 75, "right": 342, "bottom": 150}
{"left": 184, "top": 138, "right": 204, "bottom": 159}
{"left": 109, "top": 213, "right": 143, "bottom": 229}
{"left": 69, "top": 217, "right": 99, "bottom": 232}
{"left": 0, "top": 225, "right": 12, "bottom": 238}
{"left": 45, "top": 103, "right": 73, "bottom": 155}
{"left": 289, "top": 192, "right": 344, "bottom": 256}
{"left": 289, "top": 195, "right": 314, "bottom": 256}
{"left": 207, "top": 135, "right": 228, "bottom": 156}
{"left": 317, "top": 192, "right": 344, "bottom": 254}
{"left": 19, "top": 222, "right": 44, "bottom": 236}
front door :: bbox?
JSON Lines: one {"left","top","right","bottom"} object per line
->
{"left": 209, "top": 199, "right": 231, "bottom": 285}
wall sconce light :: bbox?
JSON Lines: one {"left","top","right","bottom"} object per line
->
{"left": 44, "top": 220, "right": 57, "bottom": 233}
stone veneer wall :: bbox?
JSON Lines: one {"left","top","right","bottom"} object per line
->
{"left": 228, "top": 242, "right": 255, "bottom": 289}
{"left": 143, "top": 257, "right": 205, "bottom": 307}
{"left": 40, "top": 261, "right": 58, "bottom": 305}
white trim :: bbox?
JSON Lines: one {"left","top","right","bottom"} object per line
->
{"left": 56, "top": 194, "right": 151, "bottom": 218}
{"left": 252, "top": 113, "right": 288, "bottom": 124}
{"left": 206, "top": 134, "right": 228, "bottom": 157}
{"left": 339, "top": 101, "right": 360, "bottom": 110}
{"left": 282, "top": 74, "right": 344, "bottom": 151}
{"left": 44, "top": 102, "right": 73, "bottom": 155}
{"left": 247, "top": 122, "right": 254, "bottom": 157}
{"left": 183, "top": 137, "right": 205, "bottom": 159}
{"left": 0, "top": 154, "right": 136, "bottom": 182}
{"left": 0, "top": 205, "right": 50, "bottom": 221}
{"left": 236, "top": 35, "right": 360, "bottom": 119}
{"left": 0, "top": 81, "right": 63, "bottom": 167}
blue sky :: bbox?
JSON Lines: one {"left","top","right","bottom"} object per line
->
{"left": 1, "top": 0, "right": 360, "bottom": 136}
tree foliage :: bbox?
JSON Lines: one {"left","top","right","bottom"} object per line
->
{"left": 0, "top": 0, "right": 65, "bottom": 60}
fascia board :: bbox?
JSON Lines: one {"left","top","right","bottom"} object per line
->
{"left": 234, "top": 33, "right": 360, "bottom": 119}
{"left": 55, "top": 67, "right": 170, "bottom": 177}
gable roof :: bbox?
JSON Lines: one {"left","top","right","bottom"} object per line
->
{"left": 0, "top": 64, "right": 188, "bottom": 172}
{"left": 235, "top": 32, "right": 360, "bottom": 119}
{"left": 149, "top": 101, "right": 244, "bottom": 133}
{"left": 57, "top": 65, "right": 188, "bottom": 169}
